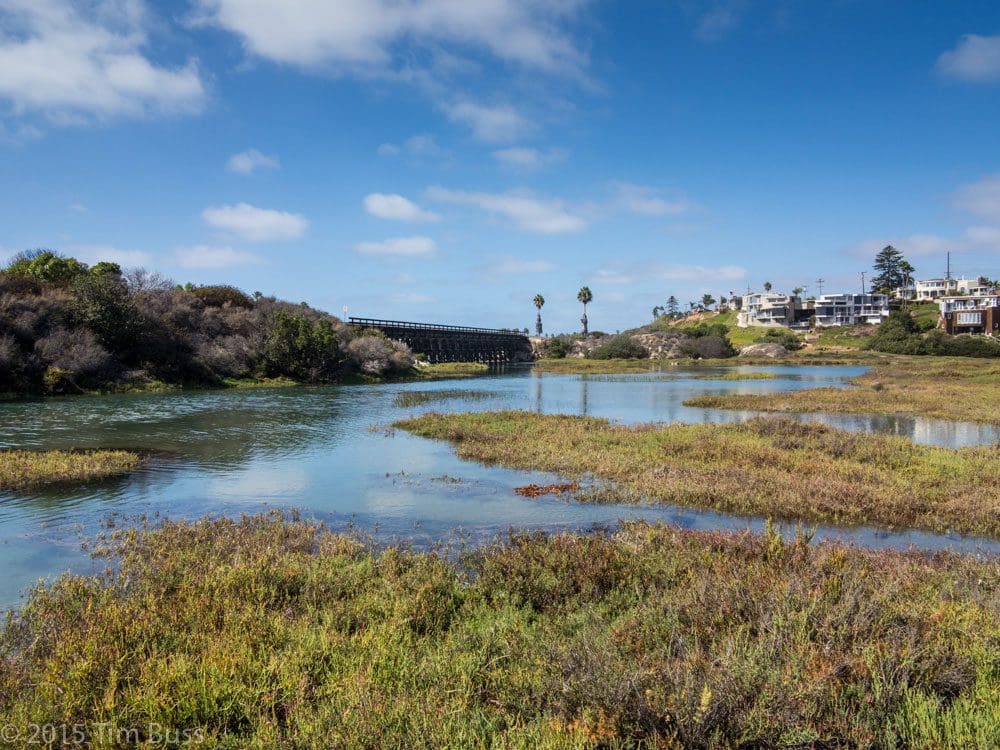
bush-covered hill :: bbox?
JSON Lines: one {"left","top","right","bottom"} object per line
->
{"left": 0, "top": 250, "right": 414, "bottom": 396}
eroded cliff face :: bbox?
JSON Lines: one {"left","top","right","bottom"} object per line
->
{"left": 531, "top": 331, "right": 694, "bottom": 359}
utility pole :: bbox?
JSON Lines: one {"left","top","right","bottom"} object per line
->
{"left": 860, "top": 271, "right": 866, "bottom": 296}
{"left": 946, "top": 251, "right": 951, "bottom": 281}
{"left": 815, "top": 278, "right": 825, "bottom": 296}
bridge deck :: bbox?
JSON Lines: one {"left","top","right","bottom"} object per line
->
{"left": 348, "top": 317, "right": 533, "bottom": 364}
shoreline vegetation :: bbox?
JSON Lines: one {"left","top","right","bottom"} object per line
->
{"left": 0, "top": 449, "right": 143, "bottom": 490}
{"left": 396, "top": 411, "right": 1000, "bottom": 538}
{"left": 1, "top": 513, "right": 997, "bottom": 747}
{"left": 684, "top": 356, "right": 1000, "bottom": 425}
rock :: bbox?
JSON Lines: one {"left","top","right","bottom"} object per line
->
{"left": 739, "top": 342, "right": 788, "bottom": 358}
{"left": 630, "top": 332, "right": 689, "bottom": 358}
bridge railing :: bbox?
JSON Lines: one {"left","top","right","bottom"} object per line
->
{"left": 348, "top": 317, "right": 527, "bottom": 337}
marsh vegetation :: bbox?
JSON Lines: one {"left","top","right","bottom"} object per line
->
{"left": 396, "top": 411, "right": 1000, "bottom": 537}
{"left": 685, "top": 356, "right": 1000, "bottom": 424}
{"left": 0, "top": 449, "right": 142, "bottom": 490}
{"left": 1, "top": 514, "right": 996, "bottom": 748}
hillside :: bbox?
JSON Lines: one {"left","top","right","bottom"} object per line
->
{"left": 0, "top": 251, "right": 414, "bottom": 396}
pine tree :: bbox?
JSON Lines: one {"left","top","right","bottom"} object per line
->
{"left": 872, "top": 246, "right": 910, "bottom": 293}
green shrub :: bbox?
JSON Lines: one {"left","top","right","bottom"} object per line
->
{"left": 683, "top": 323, "right": 730, "bottom": 339}
{"left": 262, "top": 312, "right": 344, "bottom": 381}
{"left": 545, "top": 337, "right": 571, "bottom": 359}
{"left": 4, "top": 250, "right": 88, "bottom": 285}
{"left": 588, "top": 335, "right": 648, "bottom": 360}
{"left": 71, "top": 273, "right": 142, "bottom": 352}
{"left": 754, "top": 329, "right": 802, "bottom": 351}
{"left": 190, "top": 285, "right": 254, "bottom": 309}
{"left": 923, "top": 330, "right": 1000, "bottom": 358}
{"left": 680, "top": 334, "right": 736, "bottom": 359}
{"left": 867, "top": 311, "right": 1000, "bottom": 357}
{"left": 865, "top": 310, "right": 926, "bottom": 354}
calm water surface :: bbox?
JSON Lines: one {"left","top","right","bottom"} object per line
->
{"left": 1, "top": 364, "right": 998, "bottom": 607}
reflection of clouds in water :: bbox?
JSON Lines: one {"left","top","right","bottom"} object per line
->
{"left": 205, "top": 466, "right": 312, "bottom": 500}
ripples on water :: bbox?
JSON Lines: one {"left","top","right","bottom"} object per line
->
{"left": 1, "top": 364, "right": 998, "bottom": 607}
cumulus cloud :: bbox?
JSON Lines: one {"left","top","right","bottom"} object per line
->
{"left": 0, "top": 0, "right": 205, "bottom": 125}
{"left": 190, "top": 0, "right": 587, "bottom": 75}
{"left": 174, "top": 244, "right": 266, "bottom": 268}
{"left": 363, "top": 193, "right": 441, "bottom": 223}
{"left": 614, "top": 182, "right": 697, "bottom": 217}
{"left": 492, "top": 146, "right": 566, "bottom": 169}
{"left": 202, "top": 202, "right": 308, "bottom": 242}
{"left": 427, "top": 186, "right": 586, "bottom": 234}
{"left": 937, "top": 35, "right": 1000, "bottom": 83}
{"left": 488, "top": 257, "right": 556, "bottom": 274}
{"left": 227, "top": 148, "right": 280, "bottom": 175}
{"left": 443, "top": 100, "right": 532, "bottom": 142}
{"left": 354, "top": 236, "right": 437, "bottom": 257}
{"left": 73, "top": 245, "right": 153, "bottom": 267}
{"left": 953, "top": 174, "right": 1000, "bottom": 222}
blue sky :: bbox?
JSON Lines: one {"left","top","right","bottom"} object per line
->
{"left": 1, "top": 0, "right": 999, "bottom": 333}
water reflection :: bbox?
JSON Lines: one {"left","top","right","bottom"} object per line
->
{"left": 0, "top": 364, "right": 997, "bottom": 608}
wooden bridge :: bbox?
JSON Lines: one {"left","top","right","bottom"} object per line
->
{"left": 349, "top": 317, "right": 533, "bottom": 364}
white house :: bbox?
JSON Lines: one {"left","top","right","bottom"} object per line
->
{"left": 737, "top": 293, "right": 798, "bottom": 328}
{"left": 812, "top": 293, "right": 890, "bottom": 327}
{"left": 913, "top": 277, "right": 992, "bottom": 301}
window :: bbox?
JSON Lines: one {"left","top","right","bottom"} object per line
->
{"left": 957, "top": 312, "right": 982, "bottom": 326}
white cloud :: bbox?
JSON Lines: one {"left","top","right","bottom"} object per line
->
{"left": 227, "top": 148, "right": 280, "bottom": 175}
{"left": 190, "top": 0, "right": 587, "bottom": 75}
{"left": 68, "top": 202, "right": 87, "bottom": 213}
{"left": 376, "top": 133, "right": 450, "bottom": 160}
{"left": 614, "top": 182, "right": 697, "bottom": 217}
{"left": 202, "top": 202, "right": 308, "bottom": 242}
{"left": 593, "top": 264, "right": 746, "bottom": 285}
{"left": 846, "top": 228, "right": 1000, "bottom": 259}
{"left": 354, "top": 236, "right": 437, "bottom": 257}
{"left": 0, "top": 0, "right": 205, "bottom": 125}
{"left": 953, "top": 174, "right": 1000, "bottom": 222}
{"left": 492, "top": 146, "right": 566, "bottom": 169}
{"left": 937, "top": 35, "right": 1000, "bottom": 83}
{"left": 174, "top": 245, "right": 265, "bottom": 268}
{"left": 488, "top": 258, "right": 556, "bottom": 274}
{"left": 428, "top": 186, "right": 586, "bottom": 234}
{"left": 363, "top": 193, "right": 441, "bottom": 223}
{"left": 73, "top": 245, "right": 153, "bottom": 267}
{"left": 443, "top": 100, "right": 531, "bottom": 142}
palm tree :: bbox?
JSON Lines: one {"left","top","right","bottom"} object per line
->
{"left": 763, "top": 281, "right": 773, "bottom": 292}
{"left": 651, "top": 305, "right": 664, "bottom": 320}
{"left": 701, "top": 293, "right": 716, "bottom": 310}
{"left": 577, "top": 286, "right": 593, "bottom": 335}
{"left": 533, "top": 294, "right": 545, "bottom": 335}
{"left": 791, "top": 286, "right": 804, "bottom": 297}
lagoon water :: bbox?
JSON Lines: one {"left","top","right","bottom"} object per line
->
{"left": 2, "top": 364, "right": 999, "bottom": 608}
